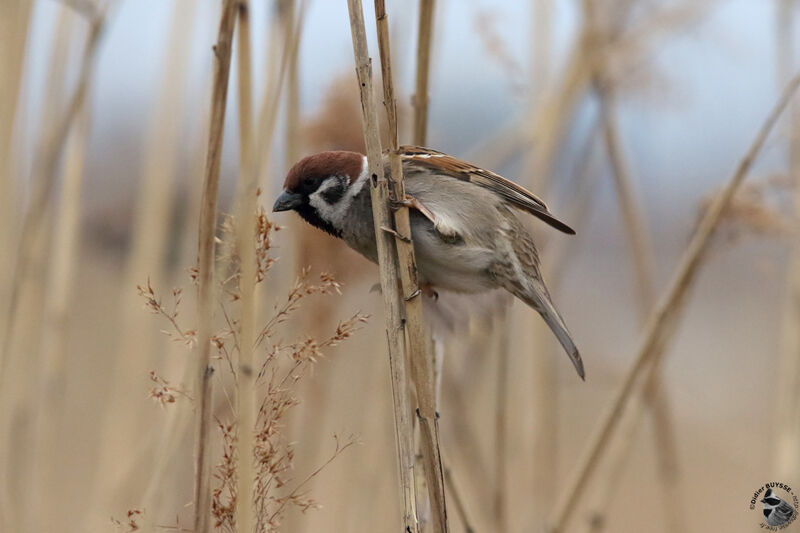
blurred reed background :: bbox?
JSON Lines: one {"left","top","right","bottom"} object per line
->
{"left": 1, "top": 0, "right": 799, "bottom": 532}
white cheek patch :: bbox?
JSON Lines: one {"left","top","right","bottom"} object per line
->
{"left": 308, "top": 157, "right": 369, "bottom": 228}
{"left": 309, "top": 177, "right": 348, "bottom": 226}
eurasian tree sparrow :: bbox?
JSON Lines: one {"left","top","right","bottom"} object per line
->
{"left": 273, "top": 146, "right": 585, "bottom": 379}
{"left": 761, "top": 488, "right": 796, "bottom": 526}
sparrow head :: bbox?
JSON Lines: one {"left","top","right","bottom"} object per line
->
{"left": 762, "top": 489, "right": 783, "bottom": 507}
{"left": 273, "top": 151, "right": 367, "bottom": 237}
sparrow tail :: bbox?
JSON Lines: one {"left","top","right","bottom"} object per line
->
{"left": 513, "top": 280, "right": 585, "bottom": 380}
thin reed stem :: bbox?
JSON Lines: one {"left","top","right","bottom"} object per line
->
{"left": 0, "top": 3, "right": 106, "bottom": 385}
{"left": 444, "top": 463, "right": 476, "bottom": 533}
{"left": 492, "top": 307, "right": 510, "bottom": 533}
{"left": 29, "top": 87, "right": 91, "bottom": 532}
{"left": 193, "top": 2, "right": 238, "bottom": 531}
{"left": 580, "top": 3, "right": 684, "bottom": 527}
{"left": 91, "top": 2, "right": 195, "bottom": 510}
{"left": 234, "top": 2, "right": 256, "bottom": 532}
{"left": 375, "top": 1, "right": 448, "bottom": 531}
{"left": 253, "top": 0, "right": 307, "bottom": 204}
{"left": 413, "top": 0, "right": 435, "bottom": 146}
{"left": 346, "top": 0, "right": 421, "bottom": 530}
{"left": 0, "top": 0, "right": 33, "bottom": 333}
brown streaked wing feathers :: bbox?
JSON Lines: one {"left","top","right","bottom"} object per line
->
{"left": 397, "top": 145, "right": 576, "bottom": 235}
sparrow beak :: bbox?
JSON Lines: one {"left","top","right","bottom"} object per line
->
{"left": 272, "top": 190, "right": 302, "bottom": 212}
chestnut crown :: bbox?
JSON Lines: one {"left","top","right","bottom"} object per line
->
{"left": 283, "top": 151, "right": 364, "bottom": 194}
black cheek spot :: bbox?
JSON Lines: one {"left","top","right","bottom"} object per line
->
{"left": 321, "top": 182, "right": 346, "bottom": 204}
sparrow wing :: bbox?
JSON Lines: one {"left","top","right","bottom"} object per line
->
{"left": 776, "top": 500, "right": 796, "bottom": 522}
{"left": 398, "top": 145, "right": 576, "bottom": 235}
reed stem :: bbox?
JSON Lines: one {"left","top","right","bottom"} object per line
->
{"left": 193, "top": 2, "right": 238, "bottom": 531}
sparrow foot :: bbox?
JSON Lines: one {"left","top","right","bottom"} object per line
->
{"left": 380, "top": 225, "right": 411, "bottom": 243}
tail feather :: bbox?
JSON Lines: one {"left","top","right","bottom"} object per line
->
{"left": 513, "top": 281, "right": 585, "bottom": 380}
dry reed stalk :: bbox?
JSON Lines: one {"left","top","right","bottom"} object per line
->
{"left": 441, "top": 326, "right": 493, "bottom": 494}
{"left": 234, "top": 2, "right": 256, "bottom": 531}
{"left": 775, "top": 0, "right": 800, "bottom": 487}
{"left": 578, "top": 85, "right": 686, "bottom": 530}
{"left": 0, "top": 0, "right": 32, "bottom": 327}
{"left": 277, "top": 3, "right": 341, "bottom": 529}
{"left": 0, "top": 2, "right": 106, "bottom": 383}
{"left": 524, "top": 34, "right": 591, "bottom": 195}
{"left": 89, "top": 3, "right": 196, "bottom": 511}
{"left": 520, "top": 2, "right": 560, "bottom": 526}
{"left": 140, "top": 66, "right": 212, "bottom": 521}
{"left": 0, "top": 0, "right": 36, "bottom": 531}
{"left": 407, "top": 1, "right": 451, "bottom": 528}
{"left": 193, "top": 2, "right": 238, "bottom": 531}
{"left": 443, "top": 462, "right": 476, "bottom": 533}
{"left": 226, "top": 3, "right": 306, "bottom": 525}
{"left": 413, "top": 0, "right": 435, "bottom": 146}
{"left": 492, "top": 306, "right": 510, "bottom": 533}
{"left": 345, "top": 0, "right": 421, "bottom": 530}
{"left": 532, "top": 0, "right": 553, "bottom": 93}
{"left": 252, "top": 0, "right": 307, "bottom": 203}
{"left": 579, "top": 4, "right": 685, "bottom": 527}
{"left": 0, "top": 7, "right": 97, "bottom": 528}
{"left": 265, "top": 0, "right": 308, "bottom": 359}
{"left": 595, "top": 84, "right": 656, "bottom": 313}
{"left": 375, "top": 2, "right": 449, "bottom": 531}
{"left": 29, "top": 90, "right": 91, "bottom": 532}
{"left": 545, "top": 74, "right": 800, "bottom": 533}
{"left": 284, "top": 0, "right": 301, "bottom": 168}
{"left": 284, "top": 0, "right": 303, "bottom": 286}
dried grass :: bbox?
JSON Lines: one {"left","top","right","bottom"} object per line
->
{"left": 135, "top": 205, "right": 364, "bottom": 531}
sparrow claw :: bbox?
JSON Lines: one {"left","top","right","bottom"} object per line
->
{"left": 389, "top": 197, "right": 409, "bottom": 211}
{"left": 405, "top": 288, "right": 421, "bottom": 301}
{"left": 380, "top": 225, "right": 411, "bottom": 243}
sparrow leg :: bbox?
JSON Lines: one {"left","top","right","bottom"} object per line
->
{"left": 393, "top": 194, "right": 459, "bottom": 240}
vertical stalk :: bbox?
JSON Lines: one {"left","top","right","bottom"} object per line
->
{"left": 234, "top": 2, "right": 256, "bottom": 532}
{"left": 345, "top": 0, "right": 420, "bottom": 530}
{"left": 492, "top": 307, "right": 510, "bottom": 533}
{"left": 523, "top": 2, "right": 558, "bottom": 528}
{"left": 1, "top": 8, "right": 105, "bottom": 529}
{"left": 91, "top": 0, "right": 194, "bottom": 504}
{"left": 193, "top": 2, "right": 237, "bottom": 531}
{"left": 0, "top": 0, "right": 32, "bottom": 329}
{"left": 30, "top": 87, "right": 91, "bottom": 533}
{"left": 374, "top": 1, "right": 448, "bottom": 531}
{"left": 413, "top": 0, "right": 435, "bottom": 146}
{"left": 0, "top": 4, "right": 105, "bottom": 385}
{"left": 580, "top": 2, "right": 684, "bottom": 528}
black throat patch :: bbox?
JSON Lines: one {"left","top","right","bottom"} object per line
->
{"left": 294, "top": 202, "right": 343, "bottom": 238}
